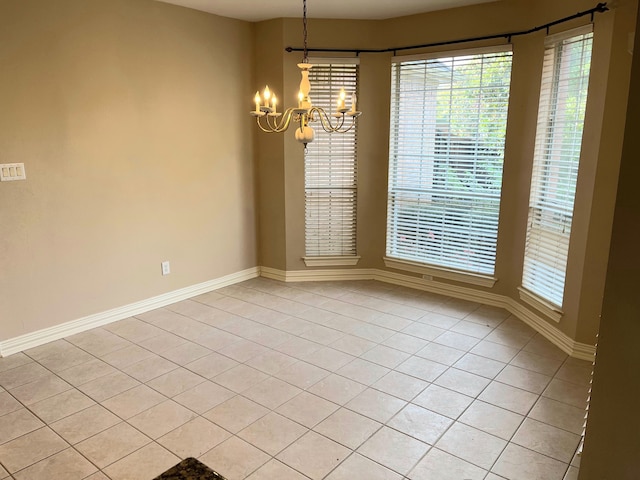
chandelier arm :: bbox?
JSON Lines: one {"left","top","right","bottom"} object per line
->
{"left": 310, "top": 107, "right": 336, "bottom": 132}
{"left": 256, "top": 116, "right": 290, "bottom": 133}
{"left": 329, "top": 122, "right": 357, "bottom": 134}
{"left": 255, "top": 117, "right": 277, "bottom": 133}
{"left": 328, "top": 118, "right": 356, "bottom": 134}
{"left": 264, "top": 115, "right": 284, "bottom": 132}
{"left": 321, "top": 114, "right": 358, "bottom": 134}
{"left": 256, "top": 109, "right": 297, "bottom": 133}
{"left": 310, "top": 107, "right": 349, "bottom": 133}
{"left": 336, "top": 121, "right": 357, "bottom": 134}
{"left": 265, "top": 111, "right": 289, "bottom": 132}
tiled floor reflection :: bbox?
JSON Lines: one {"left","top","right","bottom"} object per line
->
{"left": 0, "top": 278, "right": 591, "bottom": 479}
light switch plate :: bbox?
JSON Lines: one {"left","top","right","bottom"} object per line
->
{"left": 0, "top": 163, "right": 27, "bottom": 181}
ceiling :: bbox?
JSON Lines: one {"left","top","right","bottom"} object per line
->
{"left": 155, "top": 0, "right": 497, "bottom": 22}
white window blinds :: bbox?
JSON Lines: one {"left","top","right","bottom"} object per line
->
{"left": 305, "top": 61, "right": 358, "bottom": 257}
{"left": 522, "top": 26, "right": 593, "bottom": 308}
{"left": 386, "top": 48, "right": 513, "bottom": 275}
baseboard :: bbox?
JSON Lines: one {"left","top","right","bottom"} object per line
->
{"left": 260, "top": 266, "right": 596, "bottom": 360}
{"left": 0, "top": 267, "right": 260, "bottom": 357}
{"left": 373, "top": 268, "right": 508, "bottom": 308}
{"left": 1, "top": 264, "right": 595, "bottom": 361}
{"left": 505, "top": 298, "right": 595, "bottom": 361}
{"left": 260, "top": 266, "right": 376, "bottom": 282}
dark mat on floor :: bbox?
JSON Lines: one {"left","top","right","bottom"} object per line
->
{"left": 153, "top": 457, "right": 227, "bottom": 480}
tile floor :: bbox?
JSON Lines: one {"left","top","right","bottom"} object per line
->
{"left": 0, "top": 278, "right": 592, "bottom": 480}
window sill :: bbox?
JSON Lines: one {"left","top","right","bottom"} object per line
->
{"left": 383, "top": 256, "right": 497, "bottom": 288}
{"left": 303, "top": 256, "right": 361, "bottom": 267}
{"left": 518, "top": 287, "right": 563, "bottom": 323}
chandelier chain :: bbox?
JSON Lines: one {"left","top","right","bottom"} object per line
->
{"left": 302, "top": 0, "right": 308, "bottom": 62}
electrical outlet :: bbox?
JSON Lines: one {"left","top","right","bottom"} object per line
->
{"left": 161, "top": 261, "right": 171, "bottom": 275}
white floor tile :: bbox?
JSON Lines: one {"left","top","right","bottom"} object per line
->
{"left": 0, "top": 279, "right": 585, "bottom": 479}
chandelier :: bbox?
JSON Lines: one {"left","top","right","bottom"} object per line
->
{"left": 250, "top": 0, "right": 362, "bottom": 146}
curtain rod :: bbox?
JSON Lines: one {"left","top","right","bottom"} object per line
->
{"left": 284, "top": 2, "right": 608, "bottom": 55}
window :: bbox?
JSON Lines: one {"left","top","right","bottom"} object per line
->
{"left": 304, "top": 61, "right": 359, "bottom": 260}
{"left": 522, "top": 26, "right": 593, "bottom": 309}
{"left": 386, "top": 48, "right": 513, "bottom": 276}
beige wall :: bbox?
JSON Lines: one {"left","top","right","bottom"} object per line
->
{"left": 578, "top": 5, "right": 640, "bottom": 477}
{"left": 0, "top": 0, "right": 257, "bottom": 342}
{"left": 254, "top": 19, "right": 287, "bottom": 270}
{"left": 256, "top": 0, "right": 638, "bottom": 345}
{"left": 1, "top": 0, "right": 636, "bottom": 349}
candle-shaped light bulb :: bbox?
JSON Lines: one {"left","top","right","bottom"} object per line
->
{"left": 271, "top": 95, "right": 277, "bottom": 113}
{"left": 350, "top": 93, "right": 357, "bottom": 113}
{"left": 254, "top": 91, "right": 261, "bottom": 113}
{"left": 298, "top": 91, "right": 304, "bottom": 108}
{"left": 263, "top": 86, "right": 271, "bottom": 107}
{"left": 339, "top": 88, "right": 346, "bottom": 109}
